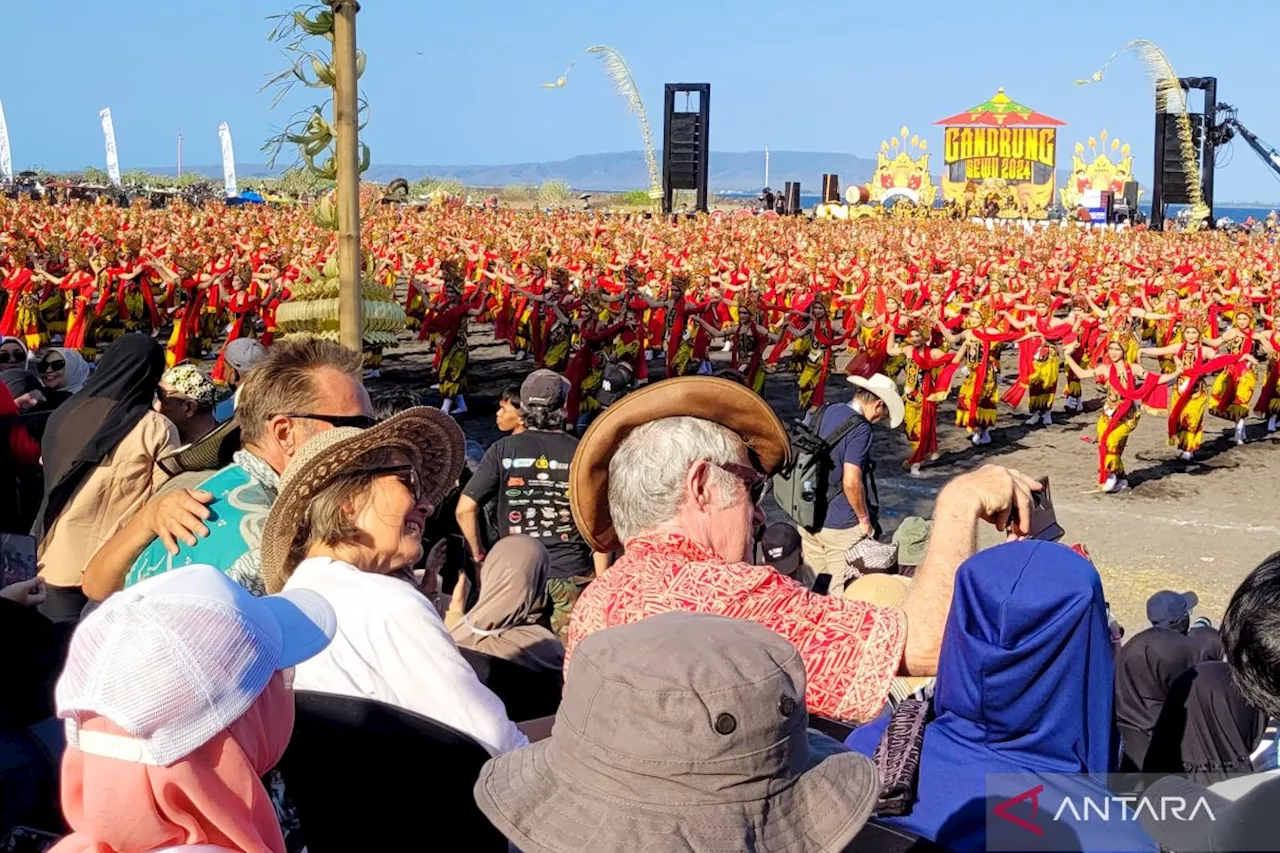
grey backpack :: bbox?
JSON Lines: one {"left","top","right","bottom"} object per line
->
{"left": 772, "top": 405, "right": 864, "bottom": 533}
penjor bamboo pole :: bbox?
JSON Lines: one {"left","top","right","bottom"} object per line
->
{"left": 332, "top": 0, "right": 363, "bottom": 352}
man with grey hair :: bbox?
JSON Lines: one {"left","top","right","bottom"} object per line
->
{"left": 565, "top": 376, "right": 1041, "bottom": 723}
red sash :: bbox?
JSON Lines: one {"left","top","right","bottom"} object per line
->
{"left": 962, "top": 330, "right": 1020, "bottom": 422}
{"left": 1097, "top": 365, "right": 1158, "bottom": 483}
{"left": 1168, "top": 350, "right": 1241, "bottom": 436}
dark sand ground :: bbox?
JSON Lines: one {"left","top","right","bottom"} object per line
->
{"left": 368, "top": 330, "right": 1278, "bottom": 634}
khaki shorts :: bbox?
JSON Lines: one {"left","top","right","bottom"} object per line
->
{"left": 798, "top": 525, "right": 866, "bottom": 595}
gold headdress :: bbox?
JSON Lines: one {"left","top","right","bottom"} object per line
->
{"left": 1181, "top": 307, "right": 1207, "bottom": 333}
{"left": 440, "top": 259, "right": 465, "bottom": 290}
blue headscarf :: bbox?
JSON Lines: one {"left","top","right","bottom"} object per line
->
{"left": 846, "top": 541, "right": 1156, "bottom": 852}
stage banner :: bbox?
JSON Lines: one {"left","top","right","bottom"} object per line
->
{"left": 935, "top": 88, "right": 1065, "bottom": 218}
{"left": 99, "top": 107, "right": 122, "bottom": 187}
{"left": 942, "top": 127, "right": 1057, "bottom": 183}
{"left": 218, "top": 121, "right": 238, "bottom": 198}
{"left": 0, "top": 101, "right": 12, "bottom": 181}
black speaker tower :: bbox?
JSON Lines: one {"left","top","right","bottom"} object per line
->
{"left": 1151, "top": 76, "right": 1216, "bottom": 230}
{"left": 662, "top": 84, "right": 711, "bottom": 214}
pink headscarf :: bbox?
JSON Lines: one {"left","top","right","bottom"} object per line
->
{"left": 51, "top": 674, "right": 294, "bottom": 853}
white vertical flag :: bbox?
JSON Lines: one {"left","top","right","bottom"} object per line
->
{"left": 0, "top": 101, "right": 12, "bottom": 181}
{"left": 218, "top": 121, "right": 238, "bottom": 198}
{"left": 99, "top": 107, "right": 122, "bottom": 187}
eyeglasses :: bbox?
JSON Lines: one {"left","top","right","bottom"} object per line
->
{"left": 38, "top": 359, "right": 65, "bottom": 372}
{"left": 276, "top": 413, "right": 377, "bottom": 429}
{"left": 0, "top": 351, "right": 24, "bottom": 364}
{"left": 716, "top": 461, "right": 769, "bottom": 507}
{"left": 377, "top": 463, "right": 423, "bottom": 502}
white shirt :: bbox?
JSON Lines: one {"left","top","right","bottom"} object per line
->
{"left": 285, "top": 556, "right": 529, "bottom": 757}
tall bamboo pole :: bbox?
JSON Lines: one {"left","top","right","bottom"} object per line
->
{"left": 332, "top": 0, "right": 362, "bottom": 351}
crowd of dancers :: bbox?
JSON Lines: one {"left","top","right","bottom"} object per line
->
{"left": 3, "top": 194, "right": 1279, "bottom": 493}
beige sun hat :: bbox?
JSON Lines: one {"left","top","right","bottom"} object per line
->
{"left": 260, "top": 407, "right": 464, "bottom": 594}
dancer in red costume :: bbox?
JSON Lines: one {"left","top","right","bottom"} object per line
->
{"left": 1062, "top": 340, "right": 1180, "bottom": 493}
{"left": 887, "top": 320, "right": 954, "bottom": 476}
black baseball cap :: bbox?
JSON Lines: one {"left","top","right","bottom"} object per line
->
{"left": 1147, "top": 590, "right": 1198, "bottom": 629}
{"left": 520, "top": 369, "right": 569, "bottom": 411}
{"left": 759, "top": 523, "right": 802, "bottom": 577}
{"left": 595, "top": 362, "right": 635, "bottom": 407}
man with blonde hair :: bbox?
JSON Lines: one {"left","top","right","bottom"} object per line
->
{"left": 81, "top": 339, "right": 373, "bottom": 600}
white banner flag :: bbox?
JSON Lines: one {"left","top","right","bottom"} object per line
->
{"left": 99, "top": 107, "right": 122, "bottom": 187}
{"left": 218, "top": 121, "right": 238, "bottom": 198}
{"left": 0, "top": 101, "right": 12, "bottom": 181}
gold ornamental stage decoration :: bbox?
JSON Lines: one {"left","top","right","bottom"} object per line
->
{"left": 1058, "top": 129, "right": 1139, "bottom": 211}
{"left": 867, "top": 126, "right": 937, "bottom": 207}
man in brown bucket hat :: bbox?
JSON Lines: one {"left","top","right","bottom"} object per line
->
{"left": 565, "top": 376, "right": 1042, "bottom": 723}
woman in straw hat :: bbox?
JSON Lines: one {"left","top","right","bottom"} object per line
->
{"left": 260, "top": 407, "right": 534, "bottom": 757}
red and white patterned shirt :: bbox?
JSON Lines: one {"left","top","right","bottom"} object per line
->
{"left": 566, "top": 533, "right": 907, "bottom": 723}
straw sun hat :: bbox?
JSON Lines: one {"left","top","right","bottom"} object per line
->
{"left": 261, "top": 406, "right": 465, "bottom": 594}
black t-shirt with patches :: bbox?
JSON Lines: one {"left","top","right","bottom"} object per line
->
{"left": 463, "top": 429, "right": 591, "bottom": 579}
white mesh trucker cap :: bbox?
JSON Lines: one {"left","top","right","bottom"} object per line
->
{"left": 56, "top": 564, "right": 336, "bottom": 767}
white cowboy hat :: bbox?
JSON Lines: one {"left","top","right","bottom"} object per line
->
{"left": 846, "top": 373, "right": 905, "bottom": 429}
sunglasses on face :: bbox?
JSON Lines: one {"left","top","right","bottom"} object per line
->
{"left": 276, "top": 412, "right": 377, "bottom": 430}
{"left": 0, "top": 350, "right": 24, "bottom": 364}
{"left": 378, "top": 463, "right": 424, "bottom": 502}
{"left": 716, "top": 461, "right": 769, "bottom": 506}
{"left": 39, "top": 359, "right": 65, "bottom": 372}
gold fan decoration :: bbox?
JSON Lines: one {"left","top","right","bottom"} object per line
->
{"left": 584, "top": 45, "right": 661, "bottom": 200}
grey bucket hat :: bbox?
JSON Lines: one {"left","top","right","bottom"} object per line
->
{"left": 473, "top": 612, "right": 880, "bottom": 853}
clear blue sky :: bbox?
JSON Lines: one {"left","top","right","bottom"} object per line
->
{"left": 4, "top": 0, "right": 1279, "bottom": 202}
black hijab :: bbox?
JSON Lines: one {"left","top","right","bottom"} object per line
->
{"left": 1144, "top": 661, "right": 1267, "bottom": 785}
{"left": 37, "top": 335, "right": 166, "bottom": 536}
{"left": 1114, "top": 627, "right": 1200, "bottom": 770}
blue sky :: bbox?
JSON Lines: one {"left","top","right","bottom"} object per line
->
{"left": 4, "top": 0, "right": 1279, "bottom": 202}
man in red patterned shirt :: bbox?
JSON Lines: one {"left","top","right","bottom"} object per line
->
{"left": 567, "top": 376, "right": 1041, "bottom": 723}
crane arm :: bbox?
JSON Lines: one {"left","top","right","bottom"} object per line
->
{"left": 1222, "top": 117, "right": 1280, "bottom": 182}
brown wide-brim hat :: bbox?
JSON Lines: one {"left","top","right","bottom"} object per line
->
{"left": 261, "top": 407, "right": 465, "bottom": 594}
{"left": 570, "top": 377, "right": 791, "bottom": 553}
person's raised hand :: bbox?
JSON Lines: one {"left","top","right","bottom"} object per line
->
{"left": 943, "top": 464, "right": 1041, "bottom": 537}
{"left": 1, "top": 576, "right": 46, "bottom": 607}
{"left": 418, "top": 538, "right": 449, "bottom": 602}
{"left": 144, "top": 489, "right": 214, "bottom": 555}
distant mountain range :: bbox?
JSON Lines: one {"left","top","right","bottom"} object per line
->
{"left": 142, "top": 151, "right": 878, "bottom": 194}
{"left": 139, "top": 151, "right": 1276, "bottom": 205}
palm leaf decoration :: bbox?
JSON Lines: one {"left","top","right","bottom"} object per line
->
{"left": 1077, "top": 39, "right": 1209, "bottom": 227}
{"left": 585, "top": 45, "right": 660, "bottom": 198}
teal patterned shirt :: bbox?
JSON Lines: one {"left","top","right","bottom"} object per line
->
{"left": 123, "top": 451, "right": 278, "bottom": 596}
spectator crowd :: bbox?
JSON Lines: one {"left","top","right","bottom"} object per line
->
{"left": 3, "top": 333, "right": 1279, "bottom": 853}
